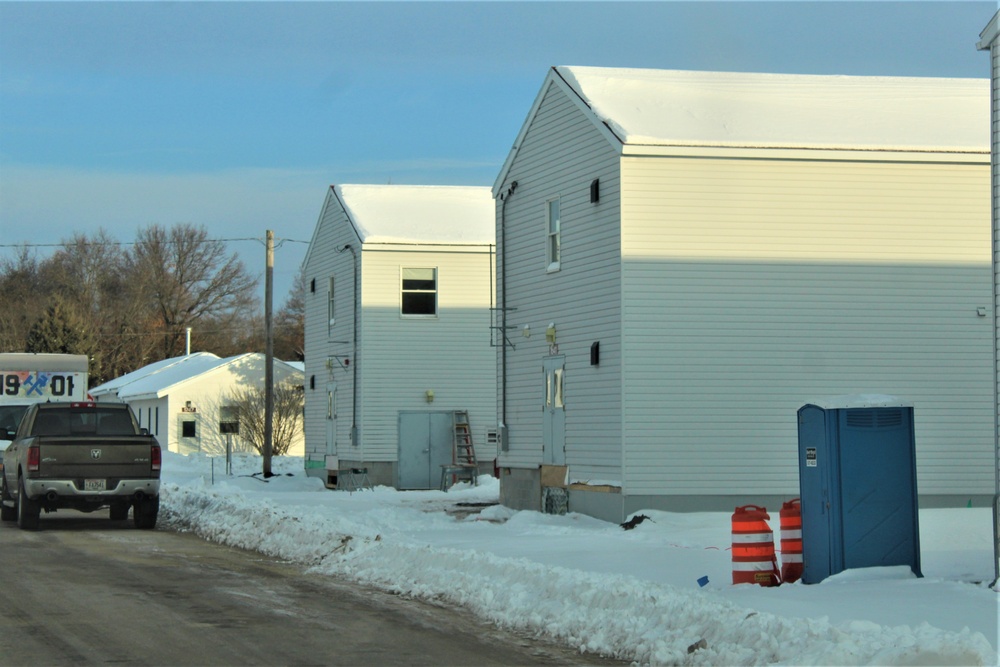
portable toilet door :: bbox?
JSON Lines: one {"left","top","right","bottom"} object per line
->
{"left": 797, "top": 403, "right": 841, "bottom": 584}
{"left": 797, "top": 397, "right": 921, "bottom": 584}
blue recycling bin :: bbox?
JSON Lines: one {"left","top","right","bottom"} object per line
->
{"left": 797, "top": 396, "right": 921, "bottom": 584}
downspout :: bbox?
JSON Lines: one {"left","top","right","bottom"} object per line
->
{"left": 336, "top": 244, "right": 359, "bottom": 449}
{"left": 499, "top": 180, "right": 518, "bottom": 446}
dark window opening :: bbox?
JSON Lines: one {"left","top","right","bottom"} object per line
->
{"left": 402, "top": 268, "right": 437, "bottom": 316}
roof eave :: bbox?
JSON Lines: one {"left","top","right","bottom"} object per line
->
{"left": 493, "top": 66, "right": 625, "bottom": 197}
{"left": 302, "top": 186, "right": 339, "bottom": 270}
{"left": 620, "top": 143, "right": 990, "bottom": 162}
{"left": 978, "top": 10, "right": 1000, "bottom": 51}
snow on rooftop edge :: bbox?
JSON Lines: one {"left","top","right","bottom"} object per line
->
{"left": 89, "top": 352, "right": 221, "bottom": 396}
{"left": 557, "top": 66, "right": 989, "bottom": 152}
{"left": 335, "top": 184, "right": 495, "bottom": 245}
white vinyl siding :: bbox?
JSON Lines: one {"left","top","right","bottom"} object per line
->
{"left": 359, "top": 247, "right": 495, "bottom": 462}
{"left": 303, "top": 191, "right": 359, "bottom": 467}
{"left": 304, "top": 186, "right": 495, "bottom": 482}
{"left": 619, "top": 154, "right": 992, "bottom": 497}
{"left": 498, "top": 81, "right": 624, "bottom": 480}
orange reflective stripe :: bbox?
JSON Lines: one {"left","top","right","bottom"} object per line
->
{"left": 732, "top": 546, "right": 776, "bottom": 559}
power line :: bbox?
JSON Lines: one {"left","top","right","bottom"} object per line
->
{"left": 0, "top": 236, "right": 310, "bottom": 250}
{"left": 90, "top": 328, "right": 268, "bottom": 339}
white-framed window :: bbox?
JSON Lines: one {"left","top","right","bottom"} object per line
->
{"left": 546, "top": 197, "right": 561, "bottom": 272}
{"left": 401, "top": 267, "right": 437, "bottom": 317}
{"left": 327, "top": 276, "right": 335, "bottom": 334}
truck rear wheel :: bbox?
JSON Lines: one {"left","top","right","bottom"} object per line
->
{"left": 133, "top": 496, "right": 159, "bottom": 530}
{"left": 17, "top": 477, "right": 39, "bottom": 530}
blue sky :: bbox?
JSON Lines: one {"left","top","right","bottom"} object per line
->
{"left": 0, "top": 1, "right": 996, "bottom": 300}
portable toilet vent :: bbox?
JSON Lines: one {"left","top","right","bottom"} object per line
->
{"left": 796, "top": 395, "right": 921, "bottom": 584}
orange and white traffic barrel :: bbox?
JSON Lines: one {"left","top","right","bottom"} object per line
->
{"left": 731, "top": 505, "right": 780, "bottom": 586}
{"left": 779, "top": 498, "right": 803, "bottom": 584}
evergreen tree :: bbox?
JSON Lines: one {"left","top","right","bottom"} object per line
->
{"left": 25, "top": 297, "right": 95, "bottom": 357}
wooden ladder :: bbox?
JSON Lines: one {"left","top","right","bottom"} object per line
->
{"left": 441, "top": 410, "right": 478, "bottom": 490}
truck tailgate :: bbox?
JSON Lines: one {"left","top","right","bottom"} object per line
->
{"left": 33, "top": 437, "right": 159, "bottom": 479}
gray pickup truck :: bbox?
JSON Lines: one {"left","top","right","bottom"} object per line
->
{"left": 0, "top": 402, "right": 161, "bottom": 530}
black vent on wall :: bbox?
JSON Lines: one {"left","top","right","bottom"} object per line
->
{"left": 310, "top": 278, "right": 316, "bottom": 293}
{"left": 590, "top": 179, "right": 600, "bottom": 203}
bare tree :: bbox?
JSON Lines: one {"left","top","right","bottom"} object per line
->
{"left": 39, "top": 231, "right": 156, "bottom": 385}
{"left": 225, "top": 380, "right": 303, "bottom": 456}
{"left": 274, "top": 264, "right": 305, "bottom": 362}
{"left": 128, "top": 224, "right": 259, "bottom": 358}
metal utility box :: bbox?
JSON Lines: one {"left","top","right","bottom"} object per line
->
{"left": 797, "top": 396, "right": 921, "bottom": 584}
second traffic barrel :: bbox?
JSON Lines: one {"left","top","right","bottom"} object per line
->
{"left": 779, "top": 498, "right": 803, "bottom": 584}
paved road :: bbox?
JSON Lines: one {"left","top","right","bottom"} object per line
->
{"left": 0, "top": 513, "right": 621, "bottom": 666}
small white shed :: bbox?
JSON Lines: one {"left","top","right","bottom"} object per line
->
{"left": 494, "top": 66, "right": 992, "bottom": 521}
{"left": 90, "top": 352, "right": 305, "bottom": 456}
{"left": 302, "top": 184, "right": 497, "bottom": 489}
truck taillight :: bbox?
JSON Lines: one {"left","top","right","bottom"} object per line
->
{"left": 27, "top": 445, "right": 40, "bottom": 472}
{"left": 151, "top": 445, "right": 161, "bottom": 471}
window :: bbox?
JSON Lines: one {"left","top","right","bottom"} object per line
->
{"left": 181, "top": 420, "right": 196, "bottom": 438}
{"left": 546, "top": 198, "right": 561, "bottom": 272}
{"left": 327, "top": 276, "right": 335, "bottom": 334}
{"left": 546, "top": 367, "right": 564, "bottom": 409}
{"left": 219, "top": 405, "right": 239, "bottom": 435}
{"left": 401, "top": 267, "right": 437, "bottom": 316}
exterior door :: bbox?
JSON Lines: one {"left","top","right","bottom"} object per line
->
{"left": 542, "top": 357, "right": 566, "bottom": 465}
{"left": 838, "top": 408, "right": 918, "bottom": 572}
{"left": 397, "top": 412, "right": 453, "bottom": 489}
{"left": 325, "top": 383, "right": 337, "bottom": 456}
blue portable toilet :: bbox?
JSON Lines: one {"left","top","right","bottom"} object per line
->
{"left": 797, "top": 395, "right": 921, "bottom": 584}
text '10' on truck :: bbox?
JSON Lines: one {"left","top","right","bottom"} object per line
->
{"left": 1, "top": 402, "right": 161, "bottom": 530}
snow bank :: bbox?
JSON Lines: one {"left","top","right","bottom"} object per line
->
{"left": 158, "top": 458, "right": 998, "bottom": 666}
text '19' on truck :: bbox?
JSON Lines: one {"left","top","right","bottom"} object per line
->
{"left": 1, "top": 402, "right": 161, "bottom": 530}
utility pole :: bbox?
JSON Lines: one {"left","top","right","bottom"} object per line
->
{"left": 264, "top": 230, "right": 274, "bottom": 477}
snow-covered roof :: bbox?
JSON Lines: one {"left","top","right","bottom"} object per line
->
{"left": 115, "top": 353, "right": 234, "bottom": 401}
{"left": 90, "top": 352, "right": 221, "bottom": 398}
{"left": 555, "top": 66, "right": 988, "bottom": 153}
{"left": 118, "top": 352, "right": 305, "bottom": 402}
{"left": 94, "top": 353, "right": 302, "bottom": 402}
{"left": 333, "top": 184, "right": 495, "bottom": 245}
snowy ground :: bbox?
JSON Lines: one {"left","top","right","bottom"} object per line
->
{"left": 159, "top": 452, "right": 998, "bottom": 666}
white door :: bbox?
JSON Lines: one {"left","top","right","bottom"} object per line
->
{"left": 542, "top": 357, "right": 566, "bottom": 465}
{"left": 325, "top": 383, "right": 337, "bottom": 456}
